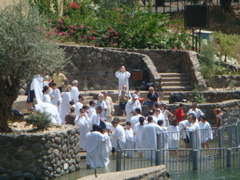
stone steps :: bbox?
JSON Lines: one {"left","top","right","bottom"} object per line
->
{"left": 159, "top": 73, "right": 193, "bottom": 103}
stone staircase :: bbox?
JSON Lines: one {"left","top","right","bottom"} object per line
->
{"left": 160, "top": 73, "right": 193, "bottom": 101}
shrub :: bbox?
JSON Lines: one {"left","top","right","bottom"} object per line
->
{"left": 26, "top": 111, "right": 52, "bottom": 129}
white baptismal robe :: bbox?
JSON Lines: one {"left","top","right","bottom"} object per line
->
{"left": 86, "top": 131, "right": 109, "bottom": 169}
{"left": 111, "top": 124, "right": 126, "bottom": 150}
{"left": 30, "top": 75, "right": 44, "bottom": 103}
{"left": 98, "top": 133, "right": 112, "bottom": 168}
{"left": 43, "top": 94, "right": 51, "bottom": 104}
{"left": 179, "top": 120, "right": 191, "bottom": 139}
{"left": 50, "top": 88, "right": 62, "bottom": 112}
{"left": 88, "top": 106, "right": 96, "bottom": 119}
{"left": 125, "top": 99, "right": 142, "bottom": 122}
{"left": 134, "top": 124, "right": 145, "bottom": 149}
{"left": 125, "top": 128, "right": 135, "bottom": 157}
{"left": 90, "top": 112, "right": 101, "bottom": 127}
{"left": 186, "top": 122, "right": 201, "bottom": 149}
{"left": 168, "top": 125, "right": 180, "bottom": 149}
{"left": 60, "top": 92, "right": 72, "bottom": 124}
{"left": 199, "top": 121, "right": 213, "bottom": 143}
{"left": 70, "top": 86, "right": 79, "bottom": 104}
{"left": 129, "top": 114, "right": 142, "bottom": 132}
{"left": 75, "top": 113, "right": 91, "bottom": 149}
{"left": 74, "top": 102, "right": 83, "bottom": 116}
{"left": 115, "top": 71, "right": 131, "bottom": 91}
{"left": 142, "top": 123, "right": 162, "bottom": 159}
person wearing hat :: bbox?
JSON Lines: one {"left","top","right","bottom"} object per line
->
{"left": 125, "top": 94, "right": 142, "bottom": 122}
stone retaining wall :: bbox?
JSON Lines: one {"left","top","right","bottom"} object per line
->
{"left": 79, "top": 165, "right": 170, "bottom": 180}
{"left": 206, "top": 75, "right": 240, "bottom": 88}
{"left": 169, "top": 90, "right": 240, "bottom": 103}
{"left": 0, "top": 125, "right": 81, "bottom": 179}
{"left": 61, "top": 45, "right": 161, "bottom": 91}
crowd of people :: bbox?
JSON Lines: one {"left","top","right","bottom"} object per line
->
{"left": 26, "top": 66, "right": 223, "bottom": 170}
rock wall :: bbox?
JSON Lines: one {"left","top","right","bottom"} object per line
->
{"left": 0, "top": 125, "right": 81, "bottom": 179}
{"left": 61, "top": 45, "right": 161, "bottom": 91}
{"left": 79, "top": 165, "right": 170, "bottom": 180}
{"left": 206, "top": 75, "right": 240, "bottom": 88}
{"left": 169, "top": 90, "right": 240, "bottom": 103}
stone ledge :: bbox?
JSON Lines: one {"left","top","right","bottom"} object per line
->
{"left": 79, "top": 165, "right": 170, "bottom": 180}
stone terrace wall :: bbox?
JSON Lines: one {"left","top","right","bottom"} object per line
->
{"left": 0, "top": 125, "right": 81, "bottom": 179}
{"left": 169, "top": 90, "right": 240, "bottom": 103}
{"left": 110, "top": 48, "right": 208, "bottom": 91}
{"left": 206, "top": 75, "right": 240, "bottom": 88}
{"left": 61, "top": 45, "right": 161, "bottom": 91}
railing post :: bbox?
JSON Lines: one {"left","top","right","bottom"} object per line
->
{"left": 235, "top": 125, "right": 239, "bottom": 147}
{"left": 227, "top": 148, "right": 232, "bottom": 167}
{"left": 218, "top": 128, "right": 223, "bottom": 155}
{"left": 116, "top": 150, "right": 122, "bottom": 171}
{"left": 157, "top": 134, "right": 161, "bottom": 150}
{"left": 192, "top": 150, "right": 198, "bottom": 170}
{"left": 155, "top": 150, "right": 161, "bottom": 166}
{"left": 190, "top": 131, "right": 194, "bottom": 149}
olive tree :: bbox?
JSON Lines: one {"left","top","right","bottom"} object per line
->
{"left": 0, "top": 3, "right": 67, "bottom": 132}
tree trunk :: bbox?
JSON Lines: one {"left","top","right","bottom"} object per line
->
{"left": 0, "top": 77, "right": 20, "bottom": 132}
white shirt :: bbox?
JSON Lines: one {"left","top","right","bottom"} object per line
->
{"left": 115, "top": 71, "right": 131, "bottom": 91}
{"left": 70, "top": 86, "right": 79, "bottom": 104}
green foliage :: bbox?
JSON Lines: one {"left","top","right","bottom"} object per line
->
{"left": 192, "top": 84, "right": 206, "bottom": 103}
{"left": 213, "top": 32, "right": 240, "bottom": 61}
{"left": 31, "top": 0, "right": 190, "bottom": 49}
{"left": 0, "top": 2, "right": 67, "bottom": 80}
{"left": 26, "top": 111, "right": 52, "bottom": 129}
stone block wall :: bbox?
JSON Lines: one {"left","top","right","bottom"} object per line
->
{"left": 0, "top": 125, "right": 81, "bottom": 179}
{"left": 206, "top": 75, "right": 240, "bottom": 88}
{"left": 169, "top": 90, "right": 240, "bottom": 103}
{"left": 61, "top": 45, "right": 161, "bottom": 91}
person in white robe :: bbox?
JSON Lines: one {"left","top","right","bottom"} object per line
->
{"left": 74, "top": 95, "right": 85, "bottom": 116}
{"left": 70, "top": 80, "right": 79, "bottom": 104}
{"left": 88, "top": 100, "right": 96, "bottom": 119}
{"left": 125, "top": 122, "right": 135, "bottom": 157}
{"left": 125, "top": 94, "right": 142, "bottom": 122}
{"left": 90, "top": 106, "right": 102, "bottom": 127}
{"left": 157, "top": 120, "right": 169, "bottom": 150}
{"left": 49, "top": 82, "right": 62, "bottom": 113}
{"left": 111, "top": 120, "right": 126, "bottom": 150}
{"left": 134, "top": 117, "right": 145, "bottom": 157}
{"left": 75, "top": 106, "right": 91, "bottom": 150}
{"left": 160, "top": 103, "right": 174, "bottom": 127}
{"left": 148, "top": 110, "right": 158, "bottom": 124}
{"left": 96, "top": 94, "right": 108, "bottom": 120}
{"left": 86, "top": 125, "right": 110, "bottom": 170}
{"left": 35, "top": 102, "right": 61, "bottom": 124}
{"left": 42, "top": 86, "right": 51, "bottom": 104}
{"left": 168, "top": 120, "right": 180, "bottom": 154}
{"left": 115, "top": 66, "right": 131, "bottom": 92}
{"left": 179, "top": 117, "right": 192, "bottom": 148}
{"left": 129, "top": 108, "right": 142, "bottom": 132}
{"left": 182, "top": 114, "right": 201, "bottom": 150}
{"left": 199, "top": 116, "right": 213, "bottom": 148}
{"left": 142, "top": 116, "right": 164, "bottom": 160}
{"left": 102, "top": 91, "right": 115, "bottom": 122}
{"left": 187, "top": 103, "right": 204, "bottom": 120}
{"left": 154, "top": 109, "right": 165, "bottom": 124}
{"left": 60, "top": 85, "right": 72, "bottom": 124}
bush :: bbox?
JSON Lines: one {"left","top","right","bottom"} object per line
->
{"left": 26, "top": 111, "right": 52, "bottom": 129}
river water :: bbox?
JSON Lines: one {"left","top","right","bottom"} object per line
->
{"left": 55, "top": 154, "right": 240, "bottom": 180}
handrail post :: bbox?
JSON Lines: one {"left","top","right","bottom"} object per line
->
{"left": 190, "top": 131, "right": 194, "bottom": 149}
{"left": 192, "top": 150, "right": 198, "bottom": 170}
{"left": 218, "top": 128, "right": 223, "bottom": 155}
{"left": 157, "top": 134, "right": 161, "bottom": 150}
{"left": 155, "top": 150, "right": 161, "bottom": 166}
{"left": 227, "top": 148, "right": 232, "bottom": 167}
{"left": 116, "top": 150, "right": 122, "bottom": 171}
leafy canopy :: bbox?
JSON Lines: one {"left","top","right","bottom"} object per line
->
{"left": 0, "top": 2, "right": 67, "bottom": 80}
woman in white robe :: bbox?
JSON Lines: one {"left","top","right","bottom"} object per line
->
{"left": 199, "top": 116, "right": 213, "bottom": 148}
{"left": 168, "top": 120, "right": 180, "bottom": 154}
{"left": 30, "top": 74, "right": 44, "bottom": 104}
{"left": 98, "top": 132, "right": 112, "bottom": 168}
{"left": 86, "top": 125, "right": 109, "bottom": 169}
{"left": 75, "top": 108, "right": 91, "bottom": 150}
{"left": 60, "top": 85, "right": 72, "bottom": 124}
{"left": 125, "top": 95, "right": 142, "bottom": 122}
{"left": 115, "top": 66, "right": 131, "bottom": 92}
{"left": 96, "top": 94, "right": 108, "bottom": 120}
{"left": 111, "top": 121, "right": 126, "bottom": 150}
{"left": 49, "top": 82, "right": 62, "bottom": 113}
{"left": 42, "top": 86, "right": 51, "bottom": 104}
{"left": 70, "top": 80, "right": 79, "bottom": 104}
{"left": 125, "top": 122, "right": 135, "bottom": 157}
